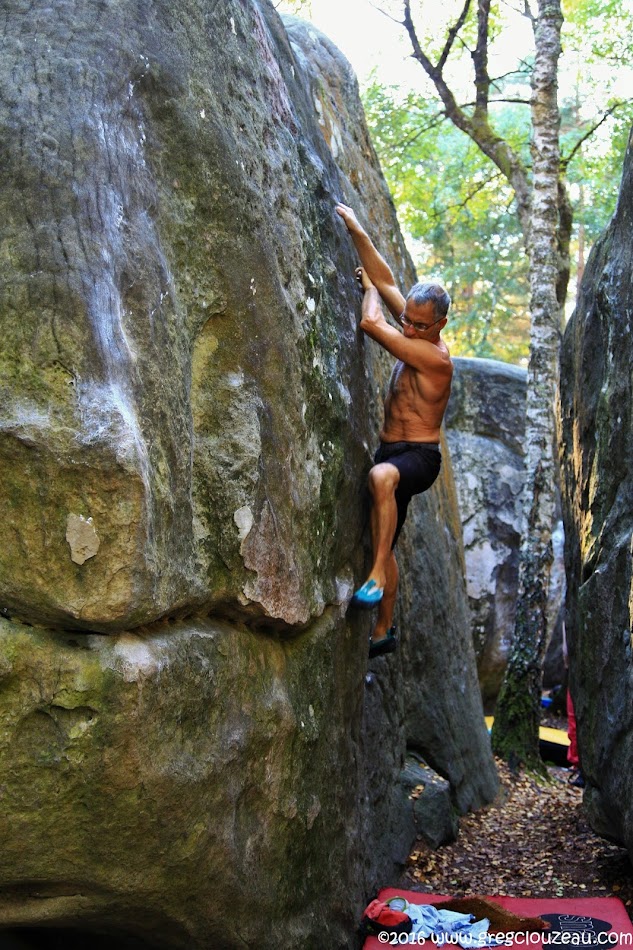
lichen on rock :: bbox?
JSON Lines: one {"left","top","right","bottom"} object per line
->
{"left": 66, "top": 513, "right": 101, "bottom": 565}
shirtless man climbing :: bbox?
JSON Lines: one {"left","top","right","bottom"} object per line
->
{"left": 336, "top": 202, "right": 453, "bottom": 658}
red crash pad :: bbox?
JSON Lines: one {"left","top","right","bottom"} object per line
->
{"left": 363, "top": 892, "right": 633, "bottom": 949}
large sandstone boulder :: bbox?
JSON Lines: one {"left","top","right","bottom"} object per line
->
{"left": 0, "top": 2, "right": 497, "bottom": 945}
{"left": 0, "top": 0, "right": 370, "bottom": 634}
{"left": 559, "top": 126, "right": 633, "bottom": 853}
{"left": 0, "top": 615, "right": 361, "bottom": 948}
{"left": 445, "top": 358, "right": 565, "bottom": 708}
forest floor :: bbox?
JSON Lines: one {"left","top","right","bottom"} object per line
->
{"left": 399, "top": 718, "right": 633, "bottom": 921}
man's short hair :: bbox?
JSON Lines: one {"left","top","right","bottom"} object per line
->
{"left": 406, "top": 281, "right": 451, "bottom": 319}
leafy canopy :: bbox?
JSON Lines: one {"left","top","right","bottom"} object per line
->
{"left": 363, "top": 81, "right": 532, "bottom": 362}
{"left": 361, "top": 0, "right": 633, "bottom": 363}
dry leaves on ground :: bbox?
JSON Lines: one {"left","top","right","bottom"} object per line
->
{"left": 400, "top": 759, "right": 633, "bottom": 920}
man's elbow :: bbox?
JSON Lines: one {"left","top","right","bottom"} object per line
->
{"left": 359, "top": 315, "right": 380, "bottom": 336}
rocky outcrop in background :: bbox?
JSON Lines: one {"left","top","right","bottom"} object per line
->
{"left": 0, "top": 2, "right": 496, "bottom": 946}
{"left": 559, "top": 126, "right": 633, "bottom": 857}
{"left": 445, "top": 358, "right": 565, "bottom": 708}
{"left": 445, "top": 359, "right": 527, "bottom": 706}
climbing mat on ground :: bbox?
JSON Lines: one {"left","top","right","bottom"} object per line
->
{"left": 362, "top": 892, "right": 633, "bottom": 948}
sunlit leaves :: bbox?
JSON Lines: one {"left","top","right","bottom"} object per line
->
{"left": 361, "top": 0, "right": 633, "bottom": 362}
{"left": 274, "top": 0, "right": 312, "bottom": 14}
{"left": 563, "top": 0, "right": 633, "bottom": 65}
{"left": 363, "top": 79, "right": 531, "bottom": 362}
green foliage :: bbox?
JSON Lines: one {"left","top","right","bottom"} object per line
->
{"left": 560, "top": 0, "right": 633, "bottom": 273}
{"left": 361, "top": 0, "right": 633, "bottom": 364}
{"left": 363, "top": 80, "right": 531, "bottom": 363}
{"left": 563, "top": 0, "right": 633, "bottom": 65}
{"left": 274, "top": 0, "right": 313, "bottom": 16}
{"left": 563, "top": 105, "right": 633, "bottom": 249}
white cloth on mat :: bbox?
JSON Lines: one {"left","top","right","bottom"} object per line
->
{"left": 393, "top": 901, "right": 507, "bottom": 947}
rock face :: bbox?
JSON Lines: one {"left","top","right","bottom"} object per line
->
{"left": 399, "top": 755, "right": 458, "bottom": 850}
{"left": 559, "top": 127, "right": 633, "bottom": 853}
{"left": 445, "top": 358, "right": 566, "bottom": 707}
{"left": 0, "top": 2, "right": 497, "bottom": 946}
{"left": 0, "top": 0, "right": 370, "bottom": 634}
{"left": 0, "top": 616, "right": 361, "bottom": 948}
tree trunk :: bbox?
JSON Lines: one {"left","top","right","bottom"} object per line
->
{"left": 576, "top": 184, "right": 586, "bottom": 294}
{"left": 396, "top": 0, "right": 570, "bottom": 768}
{"left": 491, "top": 0, "right": 564, "bottom": 771}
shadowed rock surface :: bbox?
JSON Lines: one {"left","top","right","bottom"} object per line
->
{"left": 0, "top": 2, "right": 497, "bottom": 946}
{"left": 559, "top": 125, "right": 633, "bottom": 855}
{"left": 0, "top": 616, "right": 360, "bottom": 948}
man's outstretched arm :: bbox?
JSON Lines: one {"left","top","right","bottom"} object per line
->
{"left": 335, "top": 203, "right": 406, "bottom": 321}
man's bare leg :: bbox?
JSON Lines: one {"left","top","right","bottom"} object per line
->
{"left": 371, "top": 552, "right": 398, "bottom": 643}
{"left": 351, "top": 461, "right": 400, "bottom": 613}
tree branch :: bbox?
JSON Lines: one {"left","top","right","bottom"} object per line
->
{"left": 498, "top": 0, "right": 531, "bottom": 18}
{"left": 491, "top": 97, "right": 532, "bottom": 105}
{"left": 388, "top": 111, "right": 450, "bottom": 151}
{"left": 438, "top": 0, "right": 472, "bottom": 72}
{"left": 561, "top": 102, "right": 625, "bottom": 170}
{"left": 427, "top": 171, "right": 504, "bottom": 220}
{"left": 460, "top": 97, "right": 532, "bottom": 107}
{"left": 401, "top": 0, "right": 532, "bottom": 238}
{"left": 472, "top": 0, "right": 492, "bottom": 119}
{"left": 402, "top": 0, "right": 437, "bottom": 76}
{"left": 490, "top": 62, "right": 533, "bottom": 88}
{"left": 368, "top": 1, "right": 405, "bottom": 27}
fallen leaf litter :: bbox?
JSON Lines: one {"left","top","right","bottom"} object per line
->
{"left": 400, "top": 758, "right": 633, "bottom": 921}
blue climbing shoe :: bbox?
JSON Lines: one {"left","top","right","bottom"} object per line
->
{"left": 369, "top": 626, "right": 397, "bottom": 659}
{"left": 351, "top": 579, "right": 384, "bottom": 608}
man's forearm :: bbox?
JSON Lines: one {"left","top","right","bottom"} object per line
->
{"left": 348, "top": 228, "right": 396, "bottom": 289}
{"left": 360, "top": 286, "right": 388, "bottom": 331}
{"left": 336, "top": 203, "right": 406, "bottom": 320}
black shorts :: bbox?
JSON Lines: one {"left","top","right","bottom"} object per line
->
{"left": 373, "top": 441, "right": 442, "bottom": 548}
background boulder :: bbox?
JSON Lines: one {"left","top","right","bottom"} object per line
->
{"left": 445, "top": 359, "right": 527, "bottom": 706}
{"left": 445, "top": 358, "right": 565, "bottom": 708}
{"left": 0, "top": 2, "right": 497, "bottom": 945}
{"left": 559, "top": 124, "right": 633, "bottom": 853}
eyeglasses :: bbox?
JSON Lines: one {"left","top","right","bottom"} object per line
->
{"left": 399, "top": 311, "right": 442, "bottom": 332}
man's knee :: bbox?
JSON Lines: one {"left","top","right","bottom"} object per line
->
{"left": 368, "top": 462, "right": 400, "bottom": 498}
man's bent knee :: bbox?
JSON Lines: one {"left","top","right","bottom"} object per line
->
{"left": 368, "top": 462, "right": 400, "bottom": 498}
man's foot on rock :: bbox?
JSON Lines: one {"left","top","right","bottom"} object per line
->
{"left": 351, "top": 579, "right": 384, "bottom": 608}
{"left": 369, "top": 626, "right": 397, "bottom": 659}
